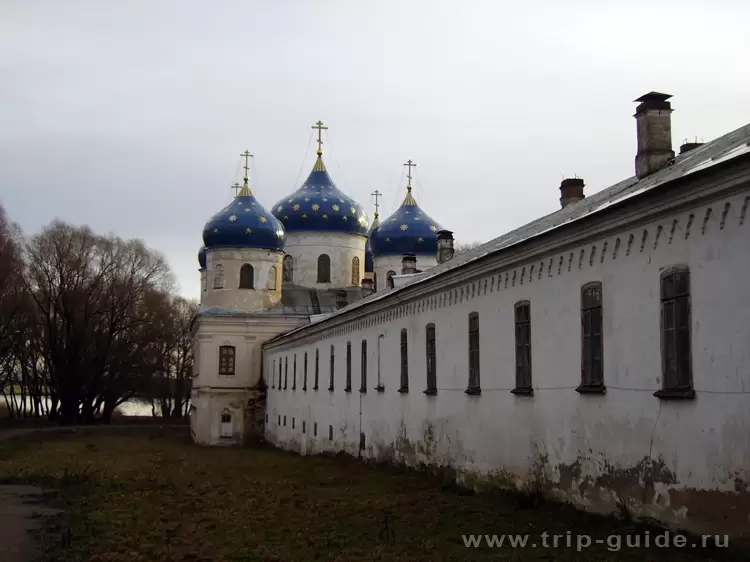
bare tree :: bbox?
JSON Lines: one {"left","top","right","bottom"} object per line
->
{"left": 454, "top": 242, "right": 482, "bottom": 255}
{"left": 24, "top": 221, "right": 173, "bottom": 424}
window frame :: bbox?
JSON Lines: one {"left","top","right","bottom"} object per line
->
{"left": 317, "top": 254, "right": 331, "bottom": 283}
{"left": 578, "top": 282, "right": 605, "bottom": 394}
{"left": 352, "top": 256, "right": 360, "bottom": 285}
{"left": 239, "top": 263, "right": 254, "bottom": 289}
{"left": 218, "top": 345, "right": 236, "bottom": 376}
{"left": 399, "top": 328, "right": 409, "bottom": 392}
{"left": 345, "top": 341, "right": 352, "bottom": 392}
{"left": 425, "top": 323, "right": 437, "bottom": 395}
{"left": 303, "top": 351, "right": 308, "bottom": 391}
{"left": 314, "top": 348, "right": 319, "bottom": 390}
{"left": 213, "top": 264, "right": 225, "bottom": 289}
{"left": 328, "top": 344, "right": 335, "bottom": 391}
{"left": 360, "top": 339, "right": 367, "bottom": 393}
{"left": 467, "top": 312, "right": 481, "bottom": 394}
{"left": 511, "top": 302, "right": 532, "bottom": 395}
{"left": 283, "top": 254, "right": 294, "bottom": 283}
{"left": 656, "top": 266, "right": 695, "bottom": 399}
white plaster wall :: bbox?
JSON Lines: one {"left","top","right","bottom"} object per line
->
{"left": 283, "top": 232, "right": 366, "bottom": 288}
{"left": 373, "top": 254, "right": 437, "bottom": 292}
{"left": 190, "top": 314, "right": 308, "bottom": 446}
{"left": 201, "top": 248, "right": 283, "bottom": 312}
{"left": 264, "top": 188, "right": 750, "bottom": 535}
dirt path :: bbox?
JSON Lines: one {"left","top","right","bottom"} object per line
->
{"left": 0, "top": 485, "right": 61, "bottom": 561}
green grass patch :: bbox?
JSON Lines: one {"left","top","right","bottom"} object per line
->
{"left": 0, "top": 429, "right": 742, "bottom": 561}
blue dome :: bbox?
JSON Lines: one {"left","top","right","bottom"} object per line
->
{"left": 202, "top": 182, "right": 285, "bottom": 251}
{"left": 272, "top": 155, "right": 368, "bottom": 236}
{"left": 370, "top": 189, "right": 443, "bottom": 257}
{"left": 198, "top": 245, "right": 206, "bottom": 269}
{"left": 364, "top": 215, "right": 379, "bottom": 272}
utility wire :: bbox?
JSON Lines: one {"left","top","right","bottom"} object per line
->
{"left": 293, "top": 130, "right": 314, "bottom": 189}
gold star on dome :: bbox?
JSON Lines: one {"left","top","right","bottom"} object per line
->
{"left": 304, "top": 198, "right": 310, "bottom": 202}
{"left": 350, "top": 208, "right": 357, "bottom": 215}
{"left": 322, "top": 197, "right": 328, "bottom": 202}
{"left": 429, "top": 225, "right": 437, "bottom": 232}
{"left": 244, "top": 208, "right": 251, "bottom": 212}
{"left": 302, "top": 213, "right": 308, "bottom": 218}
{"left": 405, "top": 210, "right": 410, "bottom": 214}
{"left": 287, "top": 198, "right": 293, "bottom": 203}
{"left": 339, "top": 198, "right": 344, "bottom": 203}
{"left": 283, "top": 215, "right": 289, "bottom": 220}
{"left": 322, "top": 214, "right": 329, "bottom": 220}
{"left": 414, "top": 217, "right": 421, "bottom": 221}
{"left": 229, "top": 215, "right": 237, "bottom": 222}
{"left": 245, "top": 228, "right": 252, "bottom": 234}
{"left": 312, "top": 203, "right": 320, "bottom": 211}
{"left": 358, "top": 216, "right": 367, "bottom": 225}
{"left": 385, "top": 237, "right": 391, "bottom": 243}
{"left": 213, "top": 228, "right": 219, "bottom": 233}
{"left": 332, "top": 204, "right": 340, "bottom": 211}
{"left": 277, "top": 205, "right": 283, "bottom": 212}
{"left": 259, "top": 217, "right": 267, "bottom": 223}
{"left": 342, "top": 216, "right": 348, "bottom": 221}
{"left": 293, "top": 204, "right": 301, "bottom": 211}
{"left": 418, "top": 237, "right": 425, "bottom": 243}
{"left": 276, "top": 230, "right": 284, "bottom": 238}
{"left": 400, "top": 224, "right": 409, "bottom": 231}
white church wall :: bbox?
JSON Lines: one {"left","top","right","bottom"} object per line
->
{"left": 373, "top": 254, "right": 437, "bottom": 291}
{"left": 191, "top": 315, "right": 308, "bottom": 446}
{"left": 264, "top": 186, "right": 750, "bottom": 536}
{"left": 283, "top": 232, "right": 366, "bottom": 288}
{"left": 202, "top": 248, "right": 283, "bottom": 311}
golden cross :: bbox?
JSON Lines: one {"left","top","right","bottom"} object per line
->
{"left": 230, "top": 182, "right": 242, "bottom": 197}
{"left": 240, "top": 150, "right": 253, "bottom": 183}
{"left": 404, "top": 159, "right": 417, "bottom": 190}
{"left": 312, "top": 120, "right": 328, "bottom": 155}
{"left": 371, "top": 189, "right": 382, "bottom": 217}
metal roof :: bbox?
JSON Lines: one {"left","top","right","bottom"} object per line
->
{"left": 266, "top": 123, "right": 750, "bottom": 344}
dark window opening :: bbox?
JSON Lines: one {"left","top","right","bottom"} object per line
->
{"left": 239, "top": 263, "right": 254, "bottom": 289}
{"left": 345, "top": 342, "right": 352, "bottom": 391}
{"left": 580, "top": 283, "right": 605, "bottom": 392}
{"left": 513, "top": 303, "right": 532, "bottom": 394}
{"left": 467, "top": 312, "right": 481, "bottom": 393}
{"left": 658, "top": 267, "right": 694, "bottom": 398}
{"left": 425, "top": 323, "right": 437, "bottom": 394}
{"left": 317, "top": 254, "right": 331, "bottom": 283}
{"left": 399, "top": 328, "right": 409, "bottom": 392}
{"left": 360, "top": 339, "right": 367, "bottom": 393}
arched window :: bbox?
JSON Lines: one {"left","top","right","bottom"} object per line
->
{"left": 239, "top": 264, "right": 254, "bottom": 289}
{"left": 213, "top": 264, "right": 225, "bottom": 289}
{"left": 351, "top": 256, "right": 360, "bottom": 285}
{"left": 267, "top": 266, "right": 277, "bottom": 290}
{"left": 387, "top": 270, "right": 396, "bottom": 289}
{"left": 659, "top": 266, "right": 693, "bottom": 395}
{"left": 317, "top": 254, "right": 331, "bottom": 283}
{"left": 283, "top": 255, "right": 293, "bottom": 283}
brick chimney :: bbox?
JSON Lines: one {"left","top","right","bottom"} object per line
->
{"left": 559, "top": 178, "right": 585, "bottom": 208}
{"left": 436, "top": 230, "right": 455, "bottom": 264}
{"left": 401, "top": 254, "right": 417, "bottom": 274}
{"left": 634, "top": 92, "right": 674, "bottom": 179}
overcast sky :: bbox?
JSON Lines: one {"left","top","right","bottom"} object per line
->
{"left": 2, "top": 0, "right": 748, "bottom": 299}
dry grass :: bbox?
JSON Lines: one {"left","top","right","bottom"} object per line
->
{"left": 0, "top": 429, "right": 742, "bottom": 561}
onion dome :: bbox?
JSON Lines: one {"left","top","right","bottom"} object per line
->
{"left": 271, "top": 121, "right": 368, "bottom": 236}
{"left": 198, "top": 245, "right": 206, "bottom": 269}
{"left": 202, "top": 154, "right": 285, "bottom": 251}
{"left": 370, "top": 160, "right": 443, "bottom": 257}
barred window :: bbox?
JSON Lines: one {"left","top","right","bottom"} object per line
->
{"left": 425, "top": 323, "right": 437, "bottom": 394}
{"left": 219, "top": 345, "right": 235, "bottom": 375}
{"left": 467, "top": 313, "right": 480, "bottom": 393}
{"left": 345, "top": 341, "right": 352, "bottom": 391}
{"left": 581, "top": 284, "right": 604, "bottom": 389}
{"left": 513, "top": 303, "right": 532, "bottom": 392}
{"left": 660, "top": 267, "right": 693, "bottom": 395}
{"left": 399, "top": 328, "right": 409, "bottom": 392}
{"left": 360, "top": 339, "right": 367, "bottom": 392}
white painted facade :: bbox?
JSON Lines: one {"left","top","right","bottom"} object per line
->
{"left": 201, "top": 248, "right": 284, "bottom": 311}
{"left": 373, "top": 254, "right": 437, "bottom": 291}
{"left": 283, "top": 232, "right": 366, "bottom": 288}
{"left": 264, "top": 175, "right": 750, "bottom": 536}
